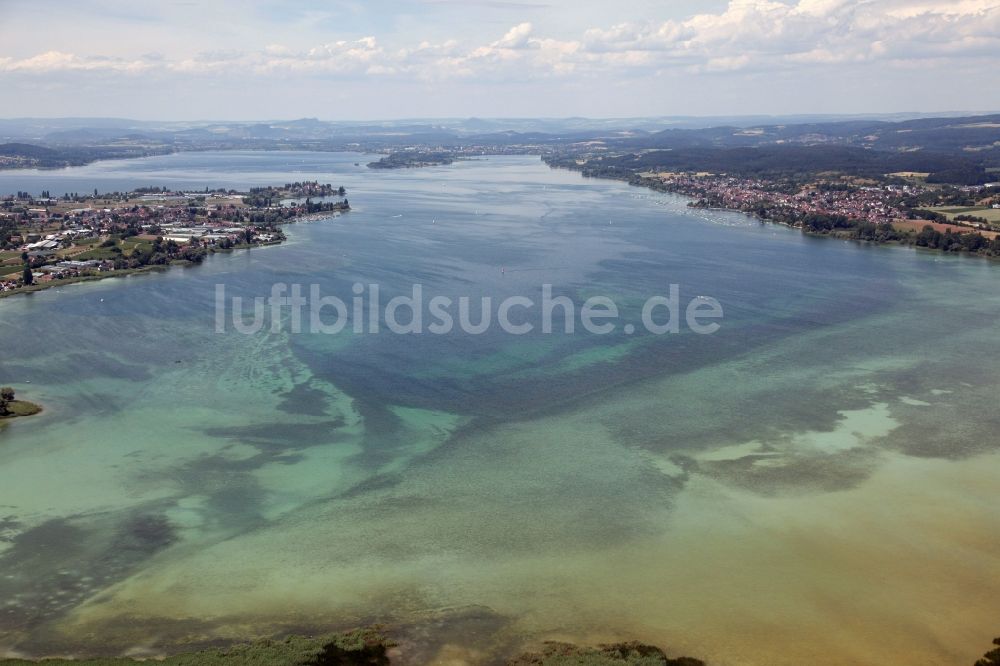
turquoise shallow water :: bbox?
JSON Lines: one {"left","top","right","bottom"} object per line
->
{"left": 1, "top": 153, "right": 1000, "bottom": 664}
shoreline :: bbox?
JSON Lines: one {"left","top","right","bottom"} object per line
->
{"left": 0, "top": 243, "right": 288, "bottom": 300}
{"left": 0, "top": 212, "right": 344, "bottom": 300}
{"left": 0, "top": 265, "right": 170, "bottom": 299}
{"left": 548, "top": 164, "right": 1000, "bottom": 263}
{"left": 691, "top": 198, "right": 1000, "bottom": 262}
{"left": 0, "top": 147, "right": 370, "bottom": 173}
{"left": 0, "top": 400, "right": 42, "bottom": 421}
{"left": 0, "top": 628, "right": 706, "bottom": 665}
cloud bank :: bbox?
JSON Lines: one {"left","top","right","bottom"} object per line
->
{"left": 1, "top": 0, "right": 997, "bottom": 118}
{"left": 2, "top": 0, "right": 997, "bottom": 81}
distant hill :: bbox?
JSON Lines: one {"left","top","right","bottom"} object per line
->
{"left": 627, "top": 114, "right": 1000, "bottom": 155}
{"left": 0, "top": 113, "right": 997, "bottom": 180}
{"left": 546, "top": 143, "right": 997, "bottom": 185}
{"left": 0, "top": 142, "right": 170, "bottom": 168}
{"left": 0, "top": 142, "right": 61, "bottom": 159}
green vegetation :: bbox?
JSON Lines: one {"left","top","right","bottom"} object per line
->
{"left": 0, "top": 401, "right": 42, "bottom": 419}
{"left": 0, "top": 633, "right": 711, "bottom": 666}
{"left": 978, "top": 638, "right": 1000, "bottom": 666}
{"left": 544, "top": 139, "right": 1000, "bottom": 260}
{"left": 0, "top": 215, "right": 18, "bottom": 247}
{"left": 67, "top": 236, "right": 205, "bottom": 267}
{"left": 67, "top": 237, "right": 103, "bottom": 249}
{"left": 930, "top": 206, "right": 1000, "bottom": 225}
{"left": 120, "top": 237, "right": 153, "bottom": 253}
{"left": 800, "top": 214, "right": 904, "bottom": 242}
{"left": 779, "top": 216, "right": 1000, "bottom": 258}
{"left": 368, "top": 151, "right": 456, "bottom": 169}
{"left": 243, "top": 182, "right": 345, "bottom": 207}
{"left": 72, "top": 246, "right": 119, "bottom": 261}
{"left": 546, "top": 145, "right": 996, "bottom": 186}
{"left": 508, "top": 642, "right": 704, "bottom": 666}
{"left": 0, "top": 387, "right": 41, "bottom": 420}
{"left": 0, "top": 181, "right": 353, "bottom": 295}
{"left": 0, "top": 265, "right": 168, "bottom": 300}
{"left": 0, "top": 629, "right": 392, "bottom": 666}
{"left": 0, "top": 143, "right": 172, "bottom": 169}
{"left": 910, "top": 224, "right": 999, "bottom": 254}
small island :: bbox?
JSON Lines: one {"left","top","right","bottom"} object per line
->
{"left": 0, "top": 387, "right": 41, "bottom": 420}
{"left": 368, "top": 150, "right": 456, "bottom": 169}
{"left": 0, "top": 182, "right": 349, "bottom": 297}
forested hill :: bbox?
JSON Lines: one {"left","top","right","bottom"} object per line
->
{"left": 0, "top": 142, "right": 170, "bottom": 168}
{"left": 628, "top": 114, "right": 1000, "bottom": 154}
{"left": 545, "top": 144, "right": 997, "bottom": 185}
{"left": 1, "top": 113, "right": 999, "bottom": 183}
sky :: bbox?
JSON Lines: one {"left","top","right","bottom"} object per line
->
{"left": 0, "top": 0, "right": 998, "bottom": 120}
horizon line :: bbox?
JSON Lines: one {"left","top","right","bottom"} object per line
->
{"left": 2, "top": 111, "right": 1000, "bottom": 125}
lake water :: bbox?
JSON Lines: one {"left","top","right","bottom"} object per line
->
{"left": 1, "top": 152, "right": 999, "bottom": 665}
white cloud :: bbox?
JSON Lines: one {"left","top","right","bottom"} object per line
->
{"left": 1, "top": 0, "right": 998, "bottom": 82}
{"left": 495, "top": 22, "right": 534, "bottom": 49}
{"left": 577, "top": 0, "right": 1000, "bottom": 72}
{"left": 0, "top": 51, "right": 154, "bottom": 73}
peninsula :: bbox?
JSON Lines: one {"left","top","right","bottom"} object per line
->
{"left": 543, "top": 151, "right": 1000, "bottom": 259}
{"left": 0, "top": 182, "right": 349, "bottom": 297}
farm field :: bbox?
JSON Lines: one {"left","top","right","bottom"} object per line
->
{"left": 893, "top": 218, "right": 999, "bottom": 238}
{"left": 929, "top": 206, "right": 1000, "bottom": 224}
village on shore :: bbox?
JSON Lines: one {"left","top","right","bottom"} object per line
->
{"left": 633, "top": 172, "right": 1000, "bottom": 233}
{"left": 547, "top": 152, "right": 1000, "bottom": 255}
{"left": 632, "top": 173, "right": 1000, "bottom": 254}
{"left": 0, "top": 181, "right": 348, "bottom": 295}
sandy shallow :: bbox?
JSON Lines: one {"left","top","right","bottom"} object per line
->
{"left": 2, "top": 153, "right": 999, "bottom": 664}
